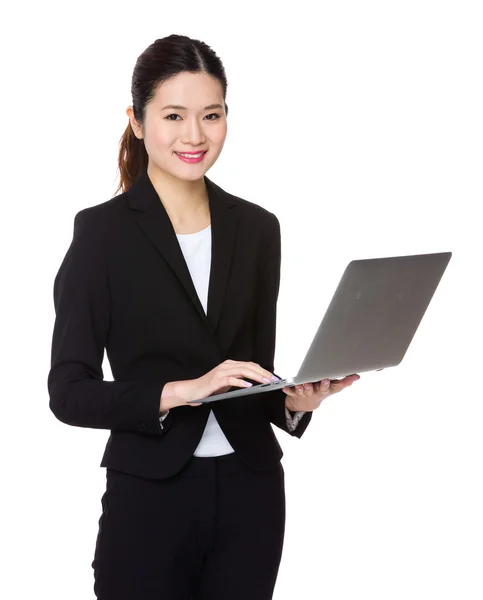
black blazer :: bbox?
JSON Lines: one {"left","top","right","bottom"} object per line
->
{"left": 48, "top": 169, "right": 312, "bottom": 479}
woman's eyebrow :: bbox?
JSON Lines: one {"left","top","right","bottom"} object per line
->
{"left": 161, "top": 103, "right": 224, "bottom": 111}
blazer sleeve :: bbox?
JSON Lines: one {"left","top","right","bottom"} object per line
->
{"left": 47, "top": 210, "right": 169, "bottom": 436}
{"left": 253, "top": 212, "right": 313, "bottom": 438}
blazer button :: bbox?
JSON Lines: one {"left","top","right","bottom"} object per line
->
{"left": 138, "top": 422, "right": 146, "bottom": 432}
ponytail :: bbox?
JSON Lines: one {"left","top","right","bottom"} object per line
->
{"left": 114, "top": 121, "right": 148, "bottom": 196}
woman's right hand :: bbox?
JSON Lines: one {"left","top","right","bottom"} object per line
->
{"left": 172, "top": 359, "right": 280, "bottom": 407}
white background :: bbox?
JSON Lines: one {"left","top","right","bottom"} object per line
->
{"left": 1, "top": 1, "right": 482, "bottom": 598}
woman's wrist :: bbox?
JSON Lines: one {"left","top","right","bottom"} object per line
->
{"left": 284, "top": 395, "right": 296, "bottom": 414}
{"left": 159, "top": 381, "right": 182, "bottom": 412}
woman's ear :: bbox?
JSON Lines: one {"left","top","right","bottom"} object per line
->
{"left": 126, "top": 106, "right": 143, "bottom": 139}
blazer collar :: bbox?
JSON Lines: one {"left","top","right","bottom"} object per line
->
{"left": 126, "top": 169, "right": 239, "bottom": 346}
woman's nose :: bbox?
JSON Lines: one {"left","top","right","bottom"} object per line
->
{"left": 181, "top": 118, "right": 206, "bottom": 144}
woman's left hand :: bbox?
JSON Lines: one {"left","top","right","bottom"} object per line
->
{"left": 282, "top": 374, "right": 360, "bottom": 412}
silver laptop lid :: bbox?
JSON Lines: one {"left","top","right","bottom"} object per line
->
{"left": 295, "top": 252, "right": 452, "bottom": 382}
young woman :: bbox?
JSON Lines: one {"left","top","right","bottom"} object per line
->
{"left": 48, "top": 34, "right": 359, "bottom": 600}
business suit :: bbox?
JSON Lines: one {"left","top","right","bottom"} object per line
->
{"left": 48, "top": 168, "right": 313, "bottom": 477}
{"left": 48, "top": 168, "right": 313, "bottom": 598}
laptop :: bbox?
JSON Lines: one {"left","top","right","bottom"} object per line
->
{"left": 187, "top": 251, "right": 452, "bottom": 404}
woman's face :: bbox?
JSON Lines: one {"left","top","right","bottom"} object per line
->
{"left": 128, "top": 71, "right": 228, "bottom": 182}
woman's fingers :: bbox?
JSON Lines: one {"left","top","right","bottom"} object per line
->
{"left": 331, "top": 374, "right": 360, "bottom": 391}
{"left": 282, "top": 375, "right": 360, "bottom": 409}
{"left": 288, "top": 375, "right": 359, "bottom": 396}
{"left": 225, "top": 364, "right": 279, "bottom": 385}
{"left": 292, "top": 380, "right": 327, "bottom": 395}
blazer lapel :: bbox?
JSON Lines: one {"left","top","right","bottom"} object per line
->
{"left": 126, "top": 169, "right": 239, "bottom": 343}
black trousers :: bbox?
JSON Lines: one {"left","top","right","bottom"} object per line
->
{"left": 91, "top": 452, "right": 286, "bottom": 599}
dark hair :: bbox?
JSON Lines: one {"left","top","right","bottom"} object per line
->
{"left": 114, "top": 34, "right": 229, "bottom": 195}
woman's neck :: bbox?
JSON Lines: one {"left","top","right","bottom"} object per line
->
{"left": 147, "top": 165, "right": 210, "bottom": 229}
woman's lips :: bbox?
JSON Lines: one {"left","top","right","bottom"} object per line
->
{"left": 174, "top": 151, "right": 207, "bottom": 164}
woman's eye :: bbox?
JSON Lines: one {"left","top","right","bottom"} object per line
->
{"left": 165, "top": 113, "right": 220, "bottom": 121}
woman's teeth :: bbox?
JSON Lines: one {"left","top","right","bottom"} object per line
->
{"left": 176, "top": 152, "right": 205, "bottom": 158}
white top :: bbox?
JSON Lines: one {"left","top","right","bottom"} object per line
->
{"left": 175, "top": 224, "right": 236, "bottom": 456}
